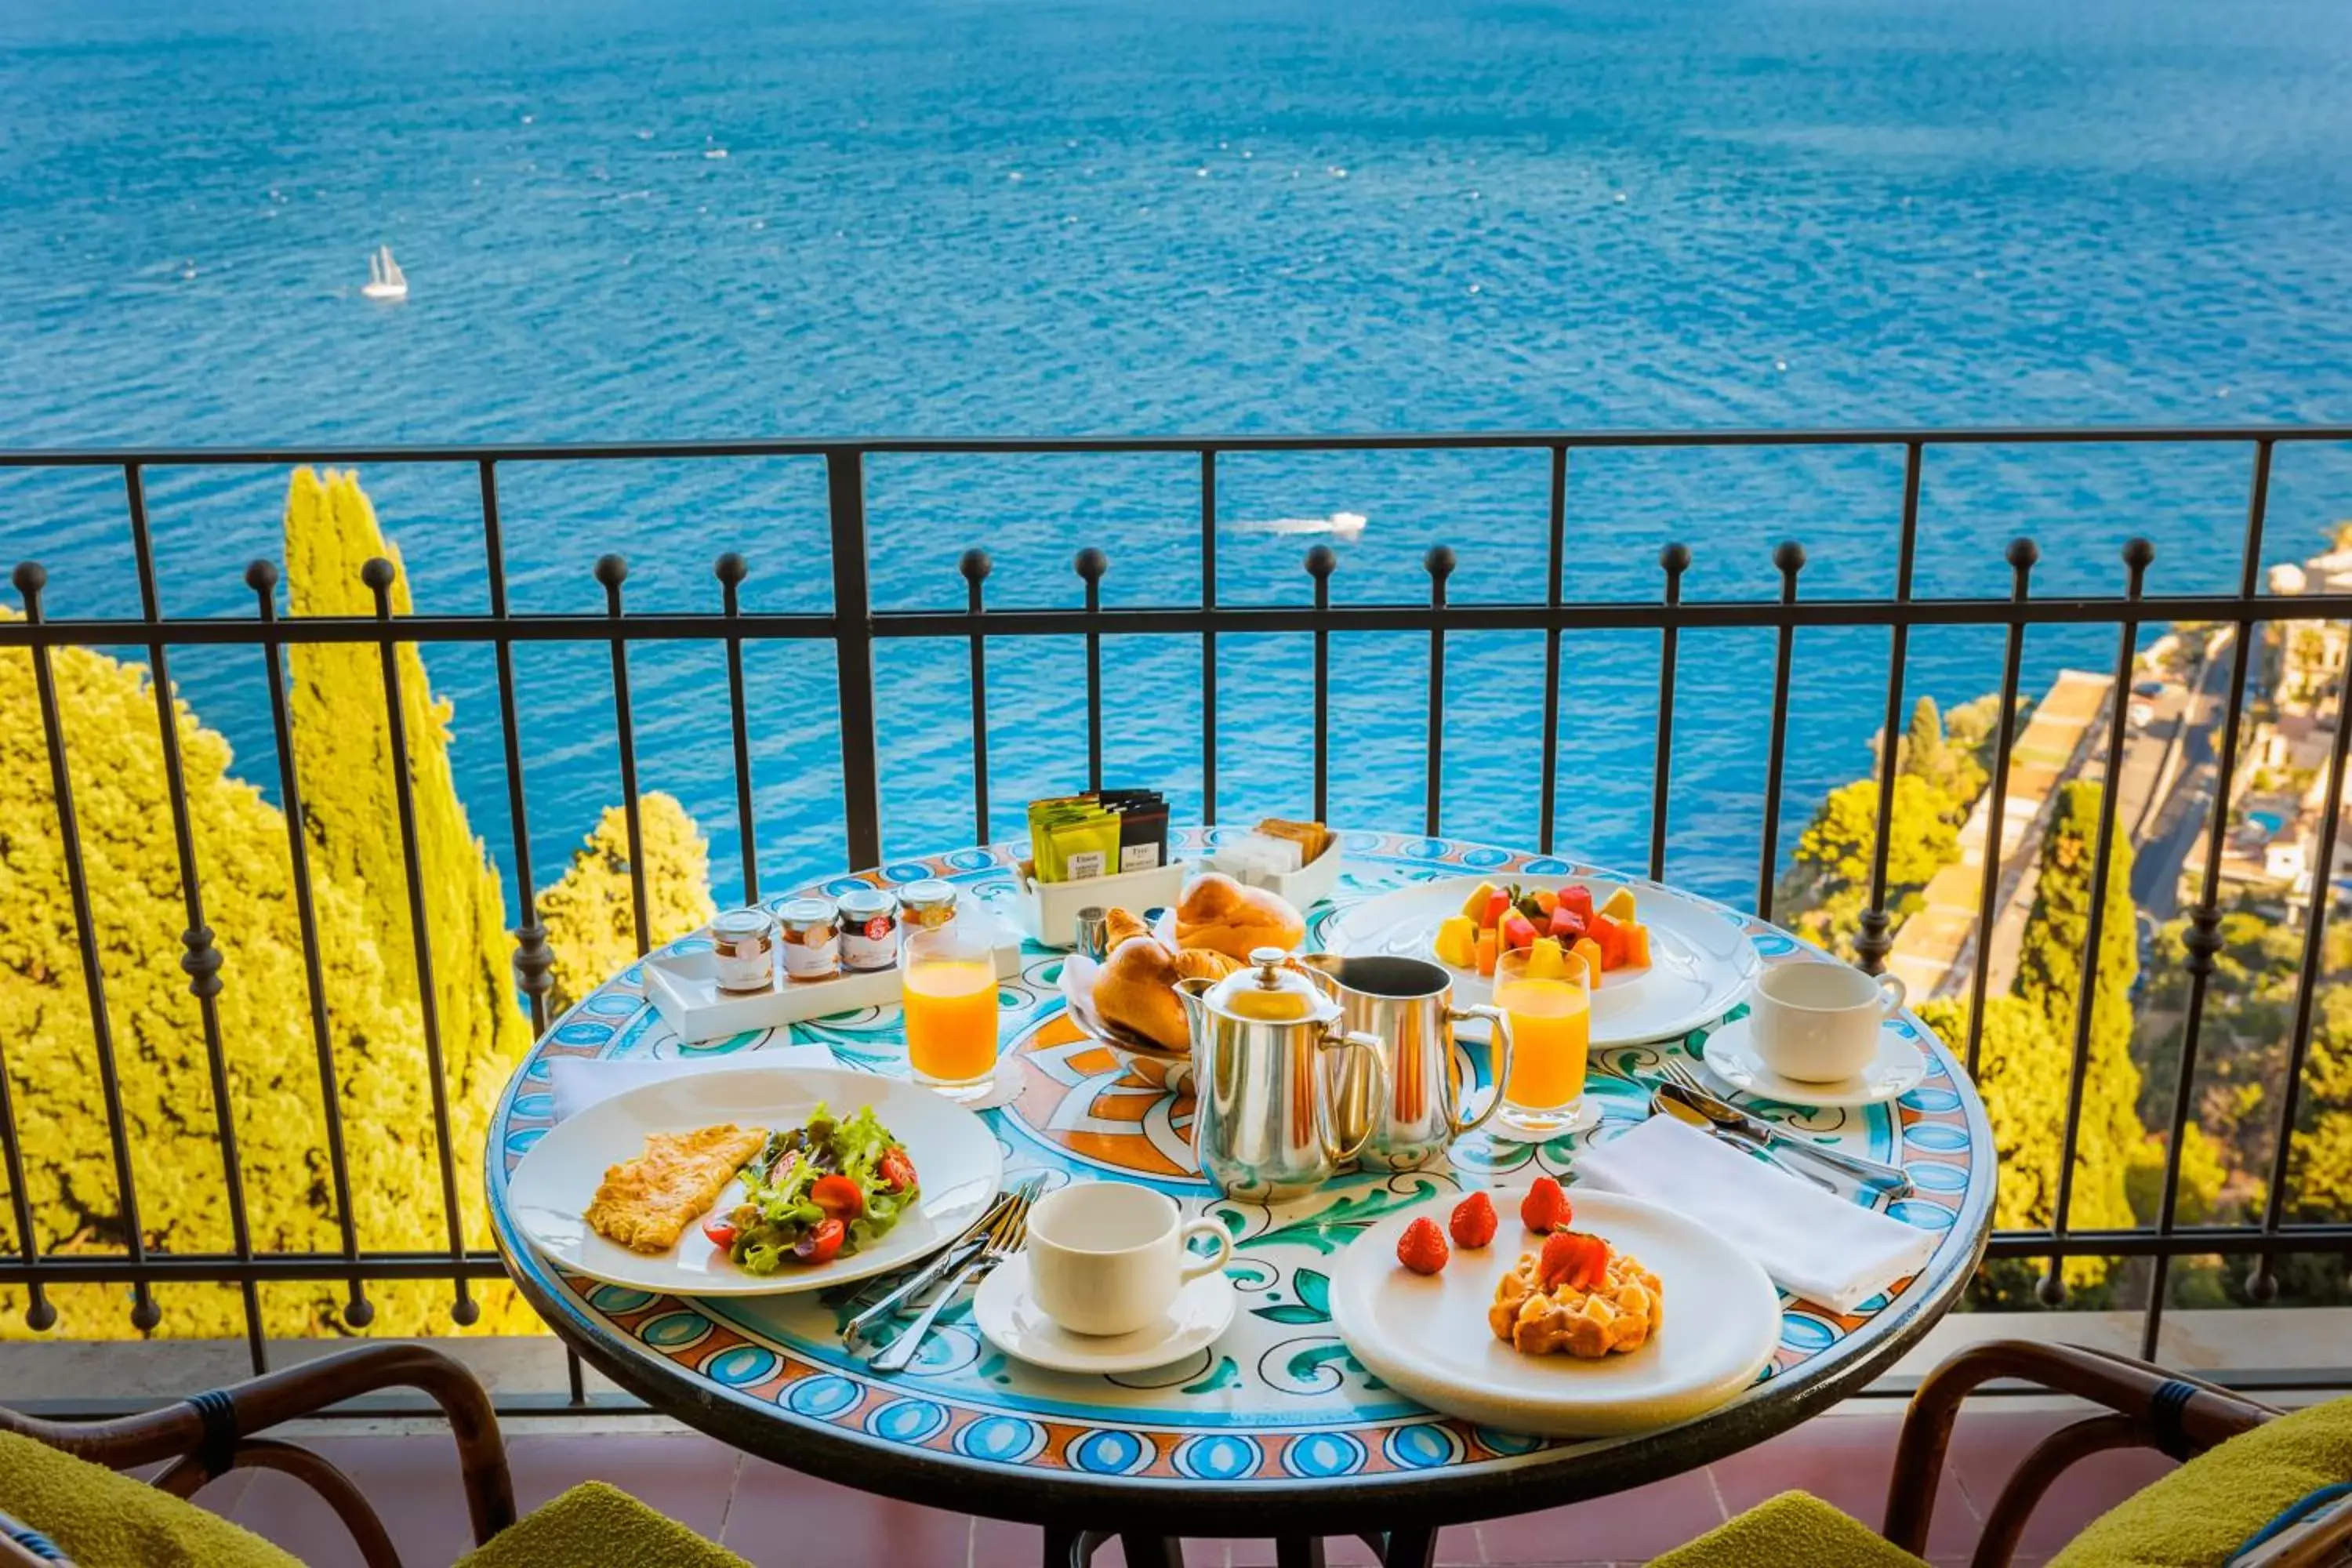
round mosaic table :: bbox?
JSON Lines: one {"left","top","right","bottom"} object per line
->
{"left": 487, "top": 829, "right": 1995, "bottom": 1561}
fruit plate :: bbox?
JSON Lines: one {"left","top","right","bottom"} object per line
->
{"left": 1330, "top": 1189, "right": 1780, "bottom": 1438}
{"left": 505, "top": 1065, "right": 1003, "bottom": 1296}
{"left": 1319, "top": 874, "right": 1760, "bottom": 1047}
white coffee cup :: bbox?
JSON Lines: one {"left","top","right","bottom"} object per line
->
{"left": 1023, "top": 1183, "right": 1232, "bottom": 1338}
{"left": 1748, "top": 962, "right": 1907, "bottom": 1083}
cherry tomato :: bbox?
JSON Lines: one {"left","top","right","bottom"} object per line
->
{"left": 794, "top": 1217, "right": 847, "bottom": 1265}
{"left": 700, "top": 1214, "right": 739, "bottom": 1250}
{"left": 811, "top": 1174, "right": 866, "bottom": 1220}
{"left": 879, "top": 1149, "right": 917, "bottom": 1193}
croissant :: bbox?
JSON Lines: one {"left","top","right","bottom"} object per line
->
{"left": 1171, "top": 949, "right": 1242, "bottom": 983}
{"left": 1103, "top": 907, "right": 1154, "bottom": 950}
{"left": 1093, "top": 936, "right": 1191, "bottom": 1054}
{"left": 1174, "top": 873, "right": 1305, "bottom": 961}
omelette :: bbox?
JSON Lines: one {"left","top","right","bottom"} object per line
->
{"left": 584, "top": 1123, "right": 771, "bottom": 1254}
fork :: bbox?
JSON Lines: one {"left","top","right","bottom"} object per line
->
{"left": 1655, "top": 1054, "right": 1836, "bottom": 1192}
{"left": 843, "top": 1178, "right": 1040, "bottom": 1349}
{"left": 868, "top": 1180, "right": 1037, "bottom": 1374}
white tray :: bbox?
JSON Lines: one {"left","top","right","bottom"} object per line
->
{"left": 642, "top": 902, "right": 1025, "bottom": 1044}
{"left": 1206, "top": 835, "right": 1342, "bottom": 909}
{"left": 1012, "top": 858, "right": 1189, "bottom": 949}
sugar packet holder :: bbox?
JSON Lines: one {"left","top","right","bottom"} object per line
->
{"left": 1207, "top": 830, "right": 1341, "bottom": 909}
{"left": 1013, "top": 856, "right": 1188, "bottom": 949}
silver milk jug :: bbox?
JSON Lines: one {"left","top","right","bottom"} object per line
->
{"left": 1176, "top": 948, "right": 1388, "bottom": 1201}
{"left": 1297, "top": 953, "right": 1515, "bottom": 1171}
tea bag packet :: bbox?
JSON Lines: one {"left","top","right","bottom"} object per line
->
{"left": 1101, "top": 789, "right": 1169, "bottom": 872}
{"left": 1047, "top": 810, "right": 1123, "bottom": 880}
{"left": 1027, "top": 794, "right": 1100, "bottom": 882}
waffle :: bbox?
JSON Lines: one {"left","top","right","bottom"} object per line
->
{"left": 1488, "top": 1247, "right": 1664, "bottom": 1358}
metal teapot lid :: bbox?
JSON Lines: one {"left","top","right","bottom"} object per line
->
{"left": 1201, "top": 947, "right": 1332, "bottom": 1025}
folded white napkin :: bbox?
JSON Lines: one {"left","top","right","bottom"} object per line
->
{"left": 546, "top": 1046, "right": 836, "bottom": 1124}
{"left": 1577, "top": 1114, "right": 1938, "bottom": 1315}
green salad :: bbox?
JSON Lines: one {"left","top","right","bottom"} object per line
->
{"left": 700, "top": 1102, "right": 920, "bottom": 1273}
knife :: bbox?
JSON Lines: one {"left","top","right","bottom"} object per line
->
{"left": 1655, "top": 1080, "right": 1913, "bottom": 1194}
{"left": 1650, "top": 1089, "right": 1836, "bottom": 1192}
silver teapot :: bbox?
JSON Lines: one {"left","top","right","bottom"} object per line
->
{"left": 1176, "top": 949, "right": 1388, "bottom": 1200}
{"left": 1298, "top": 953, "right": 1515, "bottom": 1171}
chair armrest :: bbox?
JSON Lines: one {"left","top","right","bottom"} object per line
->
{"left": 0, "top": 1342, "right": 516, "bottom": 1549}
{"left": 1881, "top": 1339, "right": 2279, "bottom": 1559}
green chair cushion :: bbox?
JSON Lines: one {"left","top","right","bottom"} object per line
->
{"left": 2051, "top": 1394, "right": 2352, "bottom": 1568}
{"left": 0, "top": 1431, "right": 299, "bottom": 1568}
{"left": 1650, "top": 1490, "right": 1929, "bottom": 1568}
{"left": 456, "top": 1481, "right": 750, "bottom": 1568}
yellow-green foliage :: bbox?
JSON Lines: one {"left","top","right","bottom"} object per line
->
{"left": 539, "top": 794, "right": 717, "bottom": 1018}
{"left": 283, "top": 470, "right": 535, "bottom": 1279}
{"left": 0, "top": 467, "right": 737, "bottom": 1340}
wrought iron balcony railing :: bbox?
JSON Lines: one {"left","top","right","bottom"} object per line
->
{"left": 3, "top": 425, "right": 2350, "bottom": 1403}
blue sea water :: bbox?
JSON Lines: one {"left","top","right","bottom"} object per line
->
{"left": 2, "top": 0, "right": 2350, "bottom": 910}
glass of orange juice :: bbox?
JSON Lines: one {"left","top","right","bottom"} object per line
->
{"left": 902, "top": 926, "right": 1002, "bottom": 1101}
{"left": 1490, "top": 946, "right": 1593, "bottom": 1140}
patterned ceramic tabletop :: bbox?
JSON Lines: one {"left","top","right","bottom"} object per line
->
{"left": 487, "top": 829, "right": 1995, "bottom": 1504}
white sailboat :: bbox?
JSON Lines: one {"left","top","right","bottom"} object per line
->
{"left": 362, "top": 245, "right": 408, "bottom": 300}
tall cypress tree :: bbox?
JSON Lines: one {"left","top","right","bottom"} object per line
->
{"left": 284, "top": 469, "right": 532, "bottom": 1264}
{"left": 540, "top": 794, "right": 717, "bottom": 1017}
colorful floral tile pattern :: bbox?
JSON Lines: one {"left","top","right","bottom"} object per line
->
{"left": 488, "top": 829, "right": 1994, "bottom": 1490}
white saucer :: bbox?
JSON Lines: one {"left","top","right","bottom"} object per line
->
{"left": 972, "top": 1253, "right": 1236, "bottom": 1374}
{"left": 1700, "top": 1015, "right": 1926, "bottom": 1108}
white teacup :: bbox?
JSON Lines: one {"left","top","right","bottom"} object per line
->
{"left": 1749, "top": 962, "right": 1906, "bottom": 1084}
{"left": 1024, "top": 1183, "right": 1232, "bottom": 1338}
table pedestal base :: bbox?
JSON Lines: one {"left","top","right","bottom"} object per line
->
{"left": 1044, "top": 1530, "right": 1432, "bottom": 1568}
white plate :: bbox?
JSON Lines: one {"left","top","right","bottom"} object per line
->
{"left": 1700, "top": 1016, "right": 1928, "bottom": 1109}
{"left": 1330, "top": 1189, "right": 1780, "bottom": 1438}
{"left": 1321, "top": 875, "right": 1759, "bottom": 1046}
{"left": 505, "top": 1065, "right": 1003, "bottom": 1296}
{"left": 972, "top": 1253, "right": 1236, "bottom": 1374}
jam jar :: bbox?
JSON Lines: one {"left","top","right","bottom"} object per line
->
{"left": 708, "top": 908, "right": 779, "bottom": 993}
{"left": 898, "top": 879, "right": 959, "bottom": 932}
{"left": 837, "top": 887, "right": 901, "bottom": 971}
{"left": 777, "top": 896, "right": 841, "bottom": 982}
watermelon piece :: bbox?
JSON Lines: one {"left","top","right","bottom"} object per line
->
{"left": 1501, "top": 912, "right": 1541, "bottom": 951}
{"left": 1555, "top": 884, "right": 1595, "bottom": 921}
{"left": 1481, "top": 891, "right": 1513, "bottom": 931}
{"left": 1548, "top": 904, "right": 1586, "bottom": 942}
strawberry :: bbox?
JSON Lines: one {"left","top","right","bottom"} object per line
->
{"left": 1449, "top": 1191, "right": 1498, "bottom": 1250}
{"left": 1519, "top": 1175, "right": 1572, "bottom": 1235}
{"left": 1537, "top": 1231, "right": 1584, "bottom": 1289}
{"left": 1396, "top": 1216, "right": 1450, "bottom": 1276}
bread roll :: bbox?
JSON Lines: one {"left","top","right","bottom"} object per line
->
{"left": 1093, "top": 937, "right": 1191, "bottom": 1054}
{"left": 1171, "top": 949, "right": 1242, "bottom": 984}
{"left": 1103, "top": 907, "right": 1154, "bottom": 950}
{"left": 1175, "top": 873, "right": 1305, "bottom": 961}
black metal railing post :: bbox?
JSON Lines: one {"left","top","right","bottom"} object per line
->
{"left": 1538, "top": 446, "right": 1567, "bottom": 857}
{"left": 1307, "top": 546, "right": 1334, "bottom": 823}
{"left": 479, "top": 460, "right": 552, "bottom": 1032}
{"left": 1650, "top": 543, "right": 1690, "bottom": 883}
{"left": 826, "top": 448, "right": 883, "bottom": 870}
{"left": 1424, "top": 546, "right": 1454, "bottom": 836}
{"left": 1077, "top": 548, "right": 1108, "bottom": 793}
{"left": 2143, "top": 443, "right": 2271, "bottom": 1352}
{"left": 1200, "top": 450, "right": 1218, "bottom": 826}
{"left": 1755, "top": 542, "right": 1806, "bottom": 919}
{"left": 13, "top": 561, "right": 152, "bottom": 1332}
{"left": 2040, "top": 538, "right": 2155, "bottom": 1307}
{"left": 596, "top": 555, "right": 652, "bottom": 953}
{"left": 716, "top": 552, "right": 761, "bottom": 903}
{"left": 1962, "top": 539, "right": 2040, "bottom": 1078}
{"left": 960, "top": 549, "right": 993, "bottom": 844}
{"left": 248, "top": 560, "right": 372, "bottom": 1329}
{"left": 364, "top": 557, "right": 477, "bottom": 1325}
{"left": 1855, "top": 442, "right": 1925, "bottom": 976}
